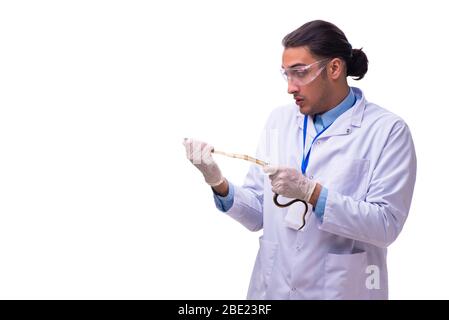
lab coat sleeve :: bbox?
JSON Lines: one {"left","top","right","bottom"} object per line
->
{"left": 319, "top": 121, "right": 417, "bottom": 248}
{"left": 224, "top": 163, "right": 265, "bottom": 232}
{"left": 220, "top": 108, "right": 279, "bottom": 232}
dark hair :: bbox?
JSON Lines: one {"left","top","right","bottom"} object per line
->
{"left": 282, "top": 20, "right": 368, "bottom": 80}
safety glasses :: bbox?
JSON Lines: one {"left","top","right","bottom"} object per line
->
{"left": 280, "top": 58, "right": 329, "bottom": 86}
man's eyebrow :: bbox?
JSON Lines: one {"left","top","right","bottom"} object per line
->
{"left": 282, "top": 63, "right": 307, "bottom": 69}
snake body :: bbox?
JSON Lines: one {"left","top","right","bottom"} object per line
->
{"left": 212, "top": 148, "right": 308, "bottom": 230}
{"left": 212, "top": 149, "right": 267, "bottom": 167}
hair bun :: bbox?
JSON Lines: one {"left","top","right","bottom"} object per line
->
{"left": 348, "top": 48, "right": 368, "bottom": 80}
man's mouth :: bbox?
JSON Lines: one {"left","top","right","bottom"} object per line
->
{"left": 295, "top": 97, "right": 304, "bottom": 105}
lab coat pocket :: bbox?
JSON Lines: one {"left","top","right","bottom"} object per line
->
{"left": 247, "top": 237, "right": 278, "bottom": 300}
{"left": 329, "top": 158, "right": 369, "bottom": 200}
{"left": 324, "top": 251, "right": 368, "bottom": 300}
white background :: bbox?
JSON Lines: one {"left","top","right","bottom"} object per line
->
{"left": 0, "top": 0, "right": 447, "bottom": 299}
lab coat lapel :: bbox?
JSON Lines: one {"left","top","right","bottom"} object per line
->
{"left": 297, "top": 112, "right": 317, "bottom": 137}
{"left": 296, "top": 88, "right": 366, "bottom": 139}
{"left": 319, "top": 92, "right": 367, "bottom": 139}
{"left": 297, "top": 112, "right": 317, "bottom": 154}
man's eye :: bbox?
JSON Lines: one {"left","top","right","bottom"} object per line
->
{"left": 292, "top": 70, "right": 308, "bottom": 78}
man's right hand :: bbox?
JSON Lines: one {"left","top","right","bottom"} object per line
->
{"left": 183, "top": 138, "right": 225, "bottom": 187}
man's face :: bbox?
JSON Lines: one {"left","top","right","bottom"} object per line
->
{"left": 282, "top": 46, "right": 330, "bottom": 116}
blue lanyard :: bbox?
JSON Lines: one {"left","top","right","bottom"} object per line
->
{"left": 301, "top": 116, "right": 330, "bottom": 174}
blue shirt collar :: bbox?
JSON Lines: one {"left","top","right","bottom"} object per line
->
{"left": 315, "top": 87, "right": 356, "bottom": 129}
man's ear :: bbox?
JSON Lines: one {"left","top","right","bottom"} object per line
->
{"left": 327, "top": 58, "right": 344, "bottom": 80}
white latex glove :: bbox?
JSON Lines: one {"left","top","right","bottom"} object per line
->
{"left": 183, "top": 138, "right": 224, "bottom": 187}
{"left": 263, "top": 165, "right": 316, "bottom": 203}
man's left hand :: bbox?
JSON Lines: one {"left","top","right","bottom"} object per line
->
{"left": 264, "top": 166, "right": 317, "bottom": 203}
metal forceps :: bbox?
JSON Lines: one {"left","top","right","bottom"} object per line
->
{"left": 212, "top": 149, "right": 309, "bottom": 230}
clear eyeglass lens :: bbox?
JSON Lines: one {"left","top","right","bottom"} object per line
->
{"left": 281, "top": 60, "right": 328, "bottom": 86}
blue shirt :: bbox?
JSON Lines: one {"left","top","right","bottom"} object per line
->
{"left": 213, "top": 88, "right": 357, "bottom": 218}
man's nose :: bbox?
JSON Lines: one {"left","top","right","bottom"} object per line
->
{"left": 287, "top": 80, "right": 300, "bottom": 95}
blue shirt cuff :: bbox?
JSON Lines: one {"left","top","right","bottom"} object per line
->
{"left": 314, "top": 187, "right": 328, "bottom": 222}
{"left": 212, "top": 182, "right": 235, "bottom": 212}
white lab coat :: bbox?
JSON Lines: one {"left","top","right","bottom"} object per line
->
{"left": 224, "top": 87, "right": 416, "bottom": 299}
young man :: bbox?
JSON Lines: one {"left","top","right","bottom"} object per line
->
{"left": 183, "top": 20, "right": 416, "bottom": 299}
